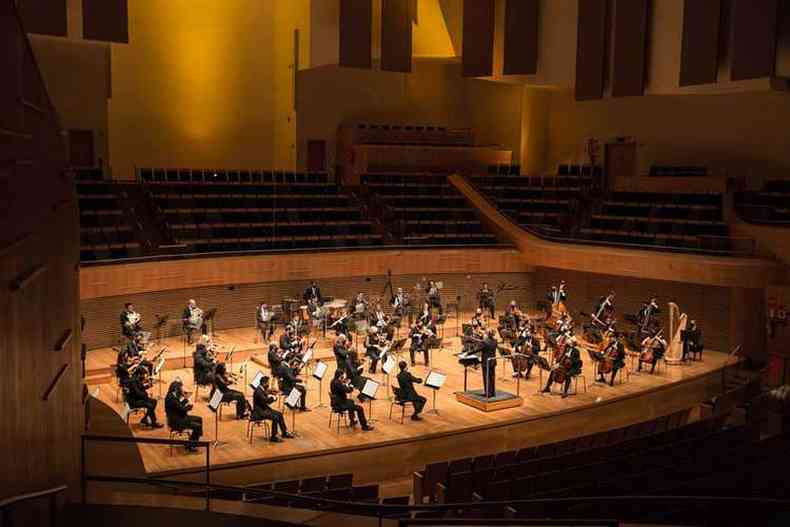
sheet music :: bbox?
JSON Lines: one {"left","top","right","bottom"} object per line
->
{"left": 302, "top": 348, "right": 313, "bottom": 364}
{"left": 425, "top": 370, "right": 446, "bottom": 389}
{"left": 312, "top": 361, "right": 328, "bottom": 380}
{"left": 361, "top": 378, "right": 380, "bottom": 399}
{"left": 249, "top": 370, "right": 264, "bottom": 391}
{"left": 121, "top": 402, "right": 131, "bottom": 421}
{"left": 285, "top": 387, "right": 302, "bottom": 408}
{"left": 382, "top": 355, "right": 396, "bottom": 375}
{"left": 208, "top": 389, "right": 224, "bottom": 412}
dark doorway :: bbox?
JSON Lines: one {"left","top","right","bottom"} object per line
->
{"left": 68, "top": 129, "right": 95, "bottom": 167}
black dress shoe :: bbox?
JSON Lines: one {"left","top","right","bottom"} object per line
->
{"left": 150, "top": 422, "right": 164, "bottom": 429}
{"left": 362, "top": 425, "right": 375, "bottom": 432}
{"left": 300, "top": 407, "right": 312, "bottom": 412}
{"left": 411, "top": 414, "right": 423, "bottom": 421}
{"left": 270, "top": 436, "right": 283, "bottom": 443}
{"left": 282, "top": 432, "right": 295, "bottom": 439}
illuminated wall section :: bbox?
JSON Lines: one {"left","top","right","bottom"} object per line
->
{"left": 108, "top": 0, "right": 277, "bottom": 179}
{"left": 413, "top": 0, "right": 456, "bottom": 58}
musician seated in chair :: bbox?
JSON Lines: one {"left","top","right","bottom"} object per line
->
{"left": 596, "top": 336, "right": 626, "bottom": 386}
{"left": 182, "top": 299, "right": 206, "bottom": 344}
{"left": 330, "top": 369, "right": 374, "bottom": 431}
{"left": 120, "top": 302, "right": 141, "bottom": 339}
{"left": 303, "top": 280, "right": 323, "bottom": 306}
{"left": 277, "top": 358, "right": 310, "bottom": 412}
{"left": 123, "top": 333, "right": 154, "bottom": 376}
{"left": 681, "top": 320, "right": 704, "bottom": 361}
{"left": 193, "top": 335, "right": 216, "bottom": 394}
{"left": 505, "top": 301, "right": 523, "bottom": 329}
{"left": 365, "top": 326, "right": 385, "bottom": 374}
{"left": 397, "top": 361, "right": 426, "bottom": 420}
{"left": 639, "top": 331, "right": 667, "bottom": 374}
{"left": 256, "top": 302, "right": 275, "bottom": 341}
{"left": 512, "top": 325, "right": 540, "bottom": 379}
{"left": 165, "top": 378, "right": 203, "bottom": 450}
{"left": 127, "top": 368, "right": 163, "bottom": 428}
{"left": 593, "top": 291, "right": 616, "bottom": 327}
{"left": 252, "top": 376, "right": 294, "bottom": 442}
{"left": 214, "top": 362, "right": 249, "bottom": 419}
{"left": 478, "top": 283, "right": 496, "bottom": 318}
{"left": 542, "top": 336, "right": 583, "bottom": 398}
{"left": 408, "top": 321, "right": 431, "bottom": 367}
{"left": 470, "top": 308, "right": 486, "bottom": 336}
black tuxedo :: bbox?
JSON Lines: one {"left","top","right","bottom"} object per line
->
{"left": 165, "top": 392, "right": 203, "bottom": 441}
{"left": 303, "top": 286, "right": 322, "bottom": 304}
{"left": 126, "top": 377, "right": 158, "bottom": 424}
{"left": 681, "top": 328, "right": 703, "bottom": 361}
{"left": 268, "top": 347, "right": 283, "bottom": 373}
{"left": 480, "top": 336, "right": 498, "bottom": 398}
{"left": 193, "top": 346, "right": 215, "bottom": 387}
{"left": 478, "top": 288, "right": 495, "bottom": 318}
{"left": 330, "top": 377, "right": 368, "bottom": 427}
{"left": 278, "top": 365, "right": 307, "bottom": 410}
{"left": 333, "top": 342, "right": 350, "bottom": 375}
{"left": 214, "top": 373, "right": 248, "bottom": 418}
{"left": 396, "top": 370, "right": 426, "bottom": 415}
{"left": 251, "top": 386, "right": 288, "bottom": 438}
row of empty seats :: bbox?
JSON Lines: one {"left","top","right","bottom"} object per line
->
{"left": 363, "top": 173, "right": 500, "bottom": 246}
{"left": 149, "top": 180, "right": 382, "bottom": 253}
{"left": 352, "top": 123, "right": 473, "bottom": 147}
{"left": 140, "top": 168, "right": 331, "bottom": 185}
{"left": 649, "top": 164, "right": 708, "bottom": 178}
{"left": 580, "top": 191, "right": 731, "bottom": 252}
{"left": 735, "top": 179, "right": 790, "bottom": 224}
{"left": 470, "top": 174, "right": 584, "bottom": 231}
{"left": 77, "top": 181, "right": 142, "bottom": 261}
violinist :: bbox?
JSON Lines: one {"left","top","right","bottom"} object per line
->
{"left": 214, "top": 362, "right": 249, "bottom": 419}
{"left": 193, "top": 335, "right": 217, "bottom": 392}
{"left": 365, "top": 326, "right": 386, "bottom": 374}
{"left": 418, "top": 301, "right": 432, "bottom": 325}
{"left": 596, "top": 333, "right": 626, "bottom": 386}
{"left": 477, "top": 282, "right": 496, "bottom": 318}
{"left": 542, "top": 336, "right": 583, "bottom": 398}
{"left": 470, "top": 308, "right": 486, "bottom": 336}
{"left": 252, "top": 376, "right": 294, "bottom": 442}
{"left": 333, "top": 334, "right": 351, "bottom": 375}
{"left": 505, "top": 301, "right": 523, "bottom": 329}
{"left": 278, "top": 358, "right": 309, "bottom": 412}
{"left": 126, "top": 368, "right": 163, "bottom": 428}
{"left": 409, "top": 320, "right": 431, "bottom": 367}
{"left": 123, "top": 333, "right": 154, "bottom": 377}
{"left": 330, "top": 369, "right": 374, "bottom": 431}
{"left": 279, "top": 325, "right": 301, "bottom": 359}
{"left": 267, "top": 343, "right": 284, "bottom": 376}
{"left": 165, "top": 378, "right": 202, "bottom": 449}
{"left": 639, "top": 330, "right": 666, "bottom": 374}
{"left": 120, "top": 303, "right": 142, "bottom": 339}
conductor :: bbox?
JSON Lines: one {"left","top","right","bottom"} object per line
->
{"left": 481, "top": 329, "right": 498, "bottom": 398}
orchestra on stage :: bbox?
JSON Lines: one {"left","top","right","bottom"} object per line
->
{"left": 114, "top": 277, "right": 705, "bottom": 453}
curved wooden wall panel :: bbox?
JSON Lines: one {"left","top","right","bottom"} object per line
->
{"left": 79, "top": 247, "right": 529, "bottom": 300}
{"left": 450, "top": 175, "right": 785, "bottom": 289}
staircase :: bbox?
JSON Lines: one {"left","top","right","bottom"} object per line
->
{"left": 345, "top": 185, "right": 403, "bottom": 245}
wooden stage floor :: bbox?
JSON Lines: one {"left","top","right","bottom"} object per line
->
{"left": 86, "top": 317, "right": 732, "bottom": 486}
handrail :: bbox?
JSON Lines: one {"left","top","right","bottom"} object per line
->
{"left": 462, "top": 175, "right": 757, "bottom": 257}
{"left": 81, "top": 475, "right": 790, "bottom": 519}
{"left": 78, "top": 242, "right": 514, "bottom": 267}
{"left": 0, "top": 485, "right": 67, "bottom": 509}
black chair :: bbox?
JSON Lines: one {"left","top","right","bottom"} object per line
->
{"left": 389, "top": 386, "right": 411, "bottom": 424}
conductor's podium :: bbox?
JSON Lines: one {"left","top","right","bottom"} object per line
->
{"left": 456, "top": 389, "right": 523, "bottom": 412}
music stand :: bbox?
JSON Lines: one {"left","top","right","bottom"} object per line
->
{"left": 226, "top": 346, "right": 237, "bottom": 373}
{"left": 239, "top": 360, "right": 249, "bottom": 396}
{"left": 382, "top": 354, "right": 396, "bottom": 400}
{"left": 312, "top": 361, "right": 328, "bottom": 408}
{"left": 208, "top": 390, "right": 225, "bottom": 448}
{"left": 360, "top": 378, "right": 380, "bottom": 423}
{"left": 154, "top": 314, "right": 169, "bottom": 344}
{"left": 153, "top": 356, "right": 166, "bottom": 400}
{"left": 424, "top": 370, "right": 446, "bottom": 414}
{"left": 284, "top": 388, "right": 303, "bottom": 436}
{"left": 204, "top": 308, "right": 218, "bottom": 337}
